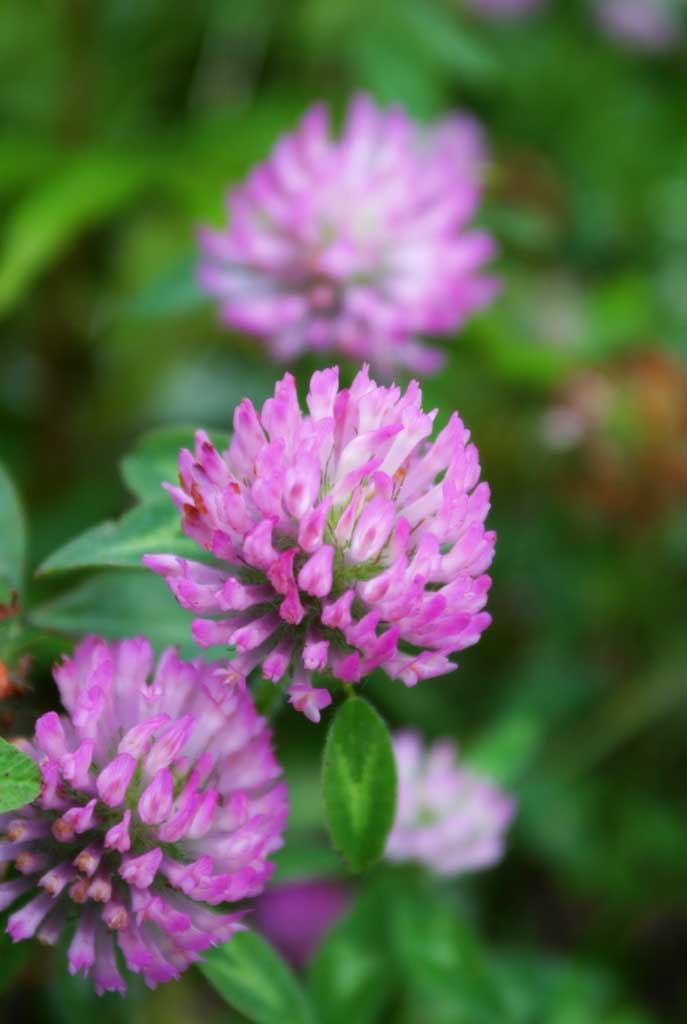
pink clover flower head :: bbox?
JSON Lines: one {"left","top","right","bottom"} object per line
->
{"left": 198, "top": 94, "right": 498, "bottom": 375}
{"left": 594, "top": 0, "right": 683, "bottom": 52}
{"left": 0, "top": 635, "right": 287, "bottom": 994}
{"left": 144, "top": 365, "right": 495, "bottom": 721}
{"left": 385, "top": 731, "right": 516, "bottom": 875}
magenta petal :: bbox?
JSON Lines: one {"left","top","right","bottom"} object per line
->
{"left": 97, "top": 754, "right": 137, "bottom": 807}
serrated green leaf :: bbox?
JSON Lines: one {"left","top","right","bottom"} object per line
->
{"left": 120, "top": 254, "right": 205, "bottom": 321}
{"left": 28, "top": 570, "right": 202, "bottom": 657}
{"left": 0, "top": 461, "right": 26, "bottom": 591}
{"left": 36, "top": 497, "right": 197, "bottom": 575}
{"left": 120, "top": 425, "right": 229, "bottom": 503}
{"left": 0, "top": 737, "right": 41, "bottom": 813}
{"left": 199, "top": 931, "right": 315, "bottom": 1024}
{"left": 322, "top": 697, "right": 397, "bottom": 873}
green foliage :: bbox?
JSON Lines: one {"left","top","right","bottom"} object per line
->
{"left": 36, "top": 498, "right": 197, "bottom": 574}
{"left": 0, "top": 462, "right": 26, "bottom": 592}
{"left": 200, "top": 932, "right": 315, "bottom": 1024}
{"left": 0, "top": 736, "right": 41, "bottom": 812}
{"left": 29, "top": 570, "right": 199, "bottom": 656}
{"left": 308, "top": 880, "right": 394, "bottom": 1024}
{"left": 322, "top": 697, "right": 397, "bottom": 873}
{"left": 0, "top": 153, "right": 152, "bottom": 315}
{"left": 466, "top": 713, "right": 542, "bottom": 785}
{"left": 0, "top": 931, "right": 29, "bottom": 996}
{"left": 387, "top": 877, "right": 503, "bottom": 1024}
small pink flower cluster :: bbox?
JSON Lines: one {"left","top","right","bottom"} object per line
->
{"left": 385, "top": 731, "right": 516, "bottom": 875}
{"left": 0, "top": 636, "right": 287, "bottom": 994}
{"left": 594, "top": 0, "right": 682, "bottom": 52}
{"left": 198, "top": 94, "right": 498, "bottom": 374}
{"left": 145, "top": 365, "right": 495, "bottom": 722}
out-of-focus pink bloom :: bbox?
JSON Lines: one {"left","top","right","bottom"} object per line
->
{"left": 1, "top": 636, "right": 287, "bottom": 995}
{"left": 464, "top": 0, "right": 546, "bottom": 18}
{"left": 385, "top": 732, "right": 515, "bottom": 876}
{"left": 145, "top": 366, "right": 495, "bottom": 720}
{"left": 198, "top": 94, "right": 498, "bottom": 375}
{"left": 595, "top": 0, "right": 682, "bottom": 51}
{"left": 253, "top": 879, "right": 351, "bottom": 969}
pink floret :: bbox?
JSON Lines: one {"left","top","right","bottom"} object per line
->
{"left": 1, "top": 635, "right": 288, "bottom": 994}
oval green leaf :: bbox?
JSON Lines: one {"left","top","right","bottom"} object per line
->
{"left": 0, "top": 737, "right": 41, "bottom": 813}
{"left": 199, "top": 931, "right": 315, "bottom": 1024}
{"left": 322, "top": 696, "right": 397, "bottom": 874}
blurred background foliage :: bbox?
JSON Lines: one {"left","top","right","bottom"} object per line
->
{"left": 1, "top": 0, "right": 686, "bottom": 1021}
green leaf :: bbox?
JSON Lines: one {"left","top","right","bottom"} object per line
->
{"left": 120, "top": 425, "right": 229, "bottom": 503}
{"left": 399, "top": 0, "right": 499, "bottom": 86}
{"left": 388, "top": 879, "right": 504, "bottom": 1024}
{"left": 0, "top": 737, "right": 41, "bottom": 813}
{"left": 120, "top": 254, "right": 206, "bottom": 321}
{"left": 0, "top": 930, "right": 29, "bottom": 996}
{"left": 308, "top": 881, "right": 392, "bottom": 1024}
{"left": 36, "top": 497, "right": 198, "bottom": 575}
{"left": 199, "top": 931, "right": 315, "bottom": 1024}
{"left": 29, "top": 571, "right": 201, "bottom": 657}
{"left": 0, "top": 152, "right": 151, "bottom": 315}
{"left": 466, "top": 714, "right": 542, "bottom": 786}
{"left": 322, "top": 697, "right": 397, "bottom": 873}
{"left": 0, "top": 461, "right": 26, "bottom": 591}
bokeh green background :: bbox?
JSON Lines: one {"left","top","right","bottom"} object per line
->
{"left": 1, "top": 1, "right": 686, "bottom": 1021}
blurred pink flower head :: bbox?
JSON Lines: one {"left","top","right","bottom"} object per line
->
{"left": 145, "top": 366, "right": 495, "bottom": 721}
{"left": 0, "top": 636, "right": 287, "bottom": 994}
{"left": 385, "top": 731, "right": 516, "bottom": 875}
{"left": 594, "top": 0, "right": 683, "bottom": 51}
{"left": 198, "top": 94, "right": 498, "bottom": 375}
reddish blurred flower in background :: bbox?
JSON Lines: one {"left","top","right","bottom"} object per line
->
{"left": 541, "top": 349, "right": 687, "bottom": 523}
